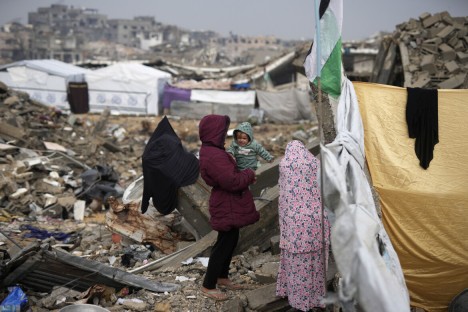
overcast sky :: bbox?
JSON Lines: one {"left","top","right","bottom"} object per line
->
{"left": 1, "top": 0, "right": 467, "bottom": 41}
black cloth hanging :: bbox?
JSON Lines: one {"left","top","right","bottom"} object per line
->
{"left": 67, "top": 82, "right": 89, "bottom": 114}
{"left": 141, "top": 116, "right": 199, "bottom": 214}
{"left": 406, "top": 88, "right": 439, "bottom": 169}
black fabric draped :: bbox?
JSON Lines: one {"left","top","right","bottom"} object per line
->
{"left": 141, "top": 116, "right": 199, "bottom": 214}
{"left": 406, "top": 88, "right": 439, "bottom": 169}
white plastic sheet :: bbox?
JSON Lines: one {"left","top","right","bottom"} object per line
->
{"left": 321, "top": 77, "right": 410, "bottom": 311}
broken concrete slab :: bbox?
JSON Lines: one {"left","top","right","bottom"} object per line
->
{"left": 445, "top": 61, "right": 461, "bottom": 74}
{"left": 438, "top": 73, "right": 467, "bottom": 89}
{"left": 439, "top": 43, "right": 457, "bottom": 61}
{"left": 0, "top": 122, "right": 26, "bottom": 141}
{"left": 422, "top": 14, "right": 441, "bottom": 28}
{"left": 245, "top": 283, "right": 289, "bottom": 311}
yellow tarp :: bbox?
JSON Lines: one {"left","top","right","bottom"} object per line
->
{"left": 353, "top": 82, "right": 468, "bottom": 312}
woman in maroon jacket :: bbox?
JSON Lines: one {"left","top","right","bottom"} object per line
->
{"left": 199, "top": 114, "right": 259, "bottom": 301}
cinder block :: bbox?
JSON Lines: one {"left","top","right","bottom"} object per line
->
{"left": 438, "top": 73, "right": 467, "bottom": 89}
{"left": 439, "top": 43, "right": 456, "bottom": 61}
{"left": 437, "top": 25, "right": 455, "bottom": 39}
{"left": 419, "top": 12, "right": 431, "bottom": 21}
{"left": 422, "top": 15, "right": 440, "bottom": 28}
{"left": 444, "top": 61, "right": 460, "bottom": 74}
{"left": 411, "top": 75, "right": 431, "bottom": 88}
{"left": 421, "top": 43, "right": 437, "bottom": 54}
{"left": 456, "top": 51, "right": 468, "bottom": 64}
{"left": 447, "top": 35, "right": 459, "bottom": 48}
{"left": 420, "top": 54, "right": 437, "bottom": 74}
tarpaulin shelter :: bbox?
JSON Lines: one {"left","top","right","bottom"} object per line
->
{"left": 85, "top": 63, "right": 171, "bottom": 115}
{"left": 354, "top": 82, "right": 468, "bottom": 312}
{"left": 0, "top": 59, "right": 90, "bottom": 111}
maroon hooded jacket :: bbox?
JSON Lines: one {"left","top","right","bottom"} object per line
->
{"left": 199, "top": 115, "right": 259, "bottom": 232}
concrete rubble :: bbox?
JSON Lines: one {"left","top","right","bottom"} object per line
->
{"left": 0, "top": 82, "right": 328, "bottom": 311}
{"left": 371, "top": 12, "right": 468, "bottom": 89}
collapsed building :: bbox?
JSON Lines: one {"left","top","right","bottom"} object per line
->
{"left": 371, "top": 11, "right": 468, "bottom": 89}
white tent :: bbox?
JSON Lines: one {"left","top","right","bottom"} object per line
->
{"left": 85, "top": 63, "right": 171, "bottom": 115}
{"left": 0, "top": 59, "right": 90, "bottom": 111}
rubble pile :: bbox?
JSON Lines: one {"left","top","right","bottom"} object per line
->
{"left": 0, "top": 83, "right": 323, "bottom": 311}
{"left": 372, "top": 11, "right": 468, "bottom": 89}
{"left": 0, "top": 82, "right": 147, "bottom": 220}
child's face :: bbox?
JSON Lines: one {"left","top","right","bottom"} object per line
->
{"left": 236, "top": 132, "right": 250, "bottom": 147}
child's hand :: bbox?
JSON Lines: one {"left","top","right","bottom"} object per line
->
{"left": 268, "top": 158, "right": 274, "bottom": 163}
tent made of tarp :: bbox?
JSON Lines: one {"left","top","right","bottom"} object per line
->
{"left": 85, "top": 63, "right": 171, "bottom": 115}
{"left": 354, "top": 82, "right": 468, "bottom": 312}
{"left": 0, "top": 59, "right": 90, "bottom": 111}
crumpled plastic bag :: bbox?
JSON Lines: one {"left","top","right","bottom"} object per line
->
{"left": 0, "top": 286, "right": 28, "bottom": 312}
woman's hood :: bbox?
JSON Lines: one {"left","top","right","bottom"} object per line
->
{"left": 199, "top": 114, "right": 230, "bottom": 148}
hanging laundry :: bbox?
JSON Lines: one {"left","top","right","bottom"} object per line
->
{"left": 141, "top": 116, "right": 199, "bottom": 215}
{"left": 406, "top": 87, "right": 439, "bottom": 169}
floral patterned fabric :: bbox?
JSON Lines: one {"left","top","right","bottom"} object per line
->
{"left": 276, "top": 140, "right": 330, "bottom": 311}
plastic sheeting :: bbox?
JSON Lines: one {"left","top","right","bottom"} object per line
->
{"left": 321, "top": 78, "right": 410, "bottom": 312}
{"left": 162, "top": 84, "right": 191, "bottom": 109}
{"left": 354, "top": 82, "right": 468, "bottom": 312}
{"left": 256, "top": 89, "right": 314, "bottom": 123}
{"left": 190, "top": 89, "right": 255, "bottom": 105}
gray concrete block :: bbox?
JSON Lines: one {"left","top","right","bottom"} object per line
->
{"left": 223, "top": 297, "right": 244, "bottom": 312}
{"left": 270, "top": 235, "right": 280, "bottom": 255}
{"left": 419, "top": 12, "right": 431, "bottom": 21}
{"left": 421, "top": 43, "right": 437, "bottom": 54}
{"left": 422, "top": 15, "right": 440, "bottom": 28}
{"left": 456, "top": 51, "right": 468, "bottom": 64}
{"left": 410, "top": 72, "right": 431, "bottom": 88}
{"left": 245, "top": 283, "right": 289, "bottom": 311}
{"left": 437, "top": 25, "right": 455, "bottom": 39}
{"left": 445, "top": 61, "right": 460, "bottom": 74}
{"left": 407, "top": 64, "right": 419, "bottom": 73}
{"left": 428, "top": 26, "right": 445, "bottom": 38}
{"left": 439, "top": 43, "right": 456, "bottom": 61}
{"left": 438, "top": 73, "right": 467, "bottom": 89}
{"left": 448, "top": 36, "right": 460, "bottom": 49}
{"left": 421, "top": 54, "right": 437, "bottom": 74}
{"left": 424, "top": 37, "right": 443, "bottom": 45}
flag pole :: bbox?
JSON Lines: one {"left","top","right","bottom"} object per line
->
{"left": 313, "top": 0, "right": 328, "bottom": 302}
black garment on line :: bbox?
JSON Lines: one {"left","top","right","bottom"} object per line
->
{"left": 406, "top": 88, "right": 439, "bottom": 169}
{"left": 141, "top": 116, "right": 199, "bottom": 214}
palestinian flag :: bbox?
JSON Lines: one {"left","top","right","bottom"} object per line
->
{"left": 304, "top": 0, "right": 343, "bottom": 98}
